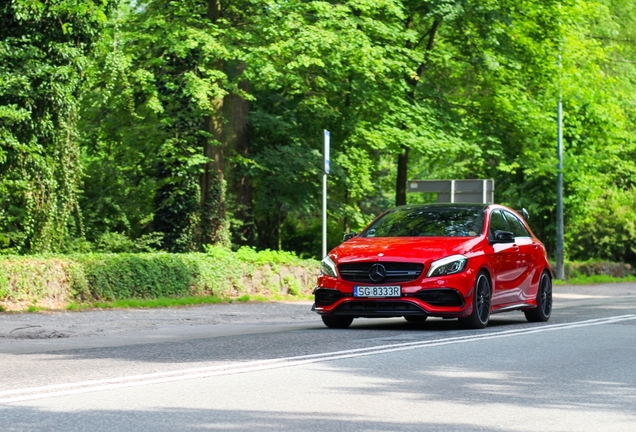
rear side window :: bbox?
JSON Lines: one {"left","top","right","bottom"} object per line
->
{"left": 489, "top": 210, "right": 508, "bottom": 235}
{"left": 504, "top": 211, "right": 530, "bottom": 237}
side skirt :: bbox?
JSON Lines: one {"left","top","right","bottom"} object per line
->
{"left": 491, "top": 303, "right": 535, "bottom": 314}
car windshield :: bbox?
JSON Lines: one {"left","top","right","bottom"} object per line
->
{"left": 361, "top": 206, "right": 485, "bottom": 238}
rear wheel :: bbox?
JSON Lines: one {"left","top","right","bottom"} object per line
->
{"left": 321, "top": 315, "right": 354, "bottom": 329}
{"left": 404, "top": 315, "right": 428, "bottom": 323}
{"left": 459, "top": 271, "right": 491, "bottom": 329}
{"left": 524, "top": 271, "right": 552, "bottom": 322}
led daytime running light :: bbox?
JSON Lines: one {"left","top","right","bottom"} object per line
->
{"left": 427, "top": 255, "right": 468, "bottom": 277}
{"left": 321, "top": 256, "right": 338, "bottom": 278}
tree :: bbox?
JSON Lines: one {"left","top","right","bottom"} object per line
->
{"left": 0, "top": 0, "right": 116, "bottom": 253}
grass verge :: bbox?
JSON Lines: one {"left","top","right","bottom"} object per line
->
{"left": 65, "top": 293, "right": 313, "bottom": 311}
{"left": 554, "top": 275, "right": 636, "bottom": 285}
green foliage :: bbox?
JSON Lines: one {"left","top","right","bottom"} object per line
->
{"left": 0, "top": 271, "right": 8, "bottom": 299}
{"left": 554, "top": 274, "right": 636, "bottom": 285}
{"left": 0, "top": 249, "right": 319, "bottom": 308}
{"left": 568, "top": 189, "right": 636, "bottom": 263}
{"left": 2, "top": 0, "right": 636, "bottom": 266}
{"left": 283, "top": 275, "right": 302, "bottom": 296}
{"left": 92, "top": 232, "right": 164, "bottom": 253}
{"left": 78, "top": 295, "right": 225, "bottom": 310}
{"left": 231, "top": 246, "right": 308, "bottom": 266}
{"left": 0, "top": 256, "right": 71, "bottom": 302}
{"left": 0, "top": 0, "right": 116, "bottom": 253}
{"left": 563, "top": 260, "right": 635, "bottom": 279}
{"left": 75, "top": 253, "right": 194, "bottom": 300}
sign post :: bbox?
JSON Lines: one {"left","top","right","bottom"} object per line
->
{"left": 407, "top": 179, "right": 494, "bottom": 204}
{"left": 323, "top": 130, "right": 330, "bottom": 258}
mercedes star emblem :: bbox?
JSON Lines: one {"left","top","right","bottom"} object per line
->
{"left": 368, "top": 263, "right": 387, "bottom": 283}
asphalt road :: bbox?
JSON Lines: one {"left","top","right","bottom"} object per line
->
{"left": 1, "top": 283, "right": 636, "bottom": 431}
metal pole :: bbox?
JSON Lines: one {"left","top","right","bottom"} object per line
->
{"left": 556, "top": 54, "right": 565, "bottom": 280}
{"left": 323, "top": 131, "right": 330, "bottom": 258}
{"left": 322, "top": 174, "right": 327, "bottom": 258}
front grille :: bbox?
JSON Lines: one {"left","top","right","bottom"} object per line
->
{"left": 339, "top": 262, "right": 424, "bottom": 284}
{"left": 332, "top": 300, "right": 426, "bottom": 317}
{"left": 414, "top": 289, "right": 464, "bottom": 307}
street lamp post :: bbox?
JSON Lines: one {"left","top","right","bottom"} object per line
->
{"left": 556, "top": 54, "right": 565, "bottom": 280}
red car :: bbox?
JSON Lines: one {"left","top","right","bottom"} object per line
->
{"left": 314, "top": 203, "right": 553, "bottom": 329}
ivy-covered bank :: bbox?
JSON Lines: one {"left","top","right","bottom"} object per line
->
{"left": 0, "top": 248, "right": 319, "bottom": 311}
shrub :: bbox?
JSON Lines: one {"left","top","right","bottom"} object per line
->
{"left": 95, "top": 232, "right": 164, "bottom": 253}
{"left": 74, "top": 253, "right": 194, "bottom": 300}
{"left": 552, "top": 260, "right": 635, "bottom": 279}
{"left": 568, "top": 189, "right": 636, "bottom": 264}
{"left": 565, "top": 261, "right": 634, "bottom": 278}
{"left": 0, "top": 249, "right": 320, "bottom": 309}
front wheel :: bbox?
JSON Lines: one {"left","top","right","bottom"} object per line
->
{"left": 459, "top": 271, "right": 491, "bottom": 329}
{"left": 524, "top": 271, "right": 552, "bottom": 322}
{"left": 321, "top": 315, "right": 354, "bottom": 329}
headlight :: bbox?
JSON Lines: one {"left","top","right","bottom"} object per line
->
{"left": 320, "top": 256, "right": 338, "bottom": 278}
{"left": 427, "top": 255, "right": 468, "bottom": 277}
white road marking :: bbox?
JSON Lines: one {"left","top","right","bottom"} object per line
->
{"left": 553, "top": 293, "right": 611, "bottom": 299}
{"left": 1, "top": 314, "right": 635, "bottom": 404}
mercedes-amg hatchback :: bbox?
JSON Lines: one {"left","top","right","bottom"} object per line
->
{"left": 314, "top": 204, "right": 552, "bottom": 329}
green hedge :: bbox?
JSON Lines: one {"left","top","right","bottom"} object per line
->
{"left": 0, "top": 247, "right": 320, "bottom": 308}
{"left": 551, "top": 260, "right": 635, "bottom": 279}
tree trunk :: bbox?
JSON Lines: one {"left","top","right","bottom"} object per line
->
{"left": 199, "top": 0, "right": 229, "bottom": 247}
{"left": 395, "top": 17, "right": 441, "bottom": 207}
{"left": 200, "top": 99, "right": 228, "bottom": 247}
{"left": 223, "top": 62, "right": 254, "bottom": 246}
{"left": 199, "top": 0, "right": 253, "bottom": 248}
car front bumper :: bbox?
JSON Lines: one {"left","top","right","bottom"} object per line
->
{"left": 314, "top": 268, "right": 478, "bottom": 319}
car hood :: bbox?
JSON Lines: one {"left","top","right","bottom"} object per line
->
{"left": 331, "top": 236, "right": 482, "bottom": 264}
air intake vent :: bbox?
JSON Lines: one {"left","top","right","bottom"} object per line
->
{"left": 332, "top": 300, "right": 427, "bottom": 317}
{"left": 414, "top": 289, "right": 464, "bottom": 307}
{"left": 315, "top": 289, "right": 344, "bottom": 307}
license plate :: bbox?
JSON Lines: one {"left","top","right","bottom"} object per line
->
{"left": 354, "top": 286, "right": 401, "bottom": 298}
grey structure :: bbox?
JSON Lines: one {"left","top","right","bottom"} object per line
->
{"left": 407, "top": 179, "right": 495, "bottom": 204}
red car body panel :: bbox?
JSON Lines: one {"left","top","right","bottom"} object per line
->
{"left": 314, "top": 204, "right": 552, "bottom": 322}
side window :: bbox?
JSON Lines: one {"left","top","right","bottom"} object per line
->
{"left": 504, "top": 211, "right": 530, "bottom": 237}
{"left": 489, "top": 210, "right": 508, "bottom": 236}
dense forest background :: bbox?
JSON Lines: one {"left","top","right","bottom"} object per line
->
{"left": 1, "top": 0, "right": 635, "bottom": 263}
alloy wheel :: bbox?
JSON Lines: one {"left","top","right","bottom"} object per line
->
{"left": 475, "top": 274, "right": 491, "bottom": 324}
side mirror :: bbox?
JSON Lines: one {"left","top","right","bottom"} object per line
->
{"left": 343, "top": 232, "right": 358, "bottom": 242}
{"left": 492, "top": 230, "right": 515, "bottom": 244}
{"left": 516, "top": 208, "right": 530, "bottom": 221}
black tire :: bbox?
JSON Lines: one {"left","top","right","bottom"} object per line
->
{"left": 524, "top": 271, "right": 552, "bottom": 322}
{"left": 459, "top": 271, "right": 491, "bottom": 329}
{"left": 321, "top": 315, "right": 354, "bottom": 329}
{"left": 404, "top": 315, "right": 428, "bottom": 323}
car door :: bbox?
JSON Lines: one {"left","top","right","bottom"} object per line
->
{"left": 503, "top": 210, "right": 535, "bottom": 302}
{"left": 487, "top": 210, "right": 522, "bottom": 306}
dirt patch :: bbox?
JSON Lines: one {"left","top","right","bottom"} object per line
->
{"left": 2, "top": 325, "right": 70, "bottom": 339}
